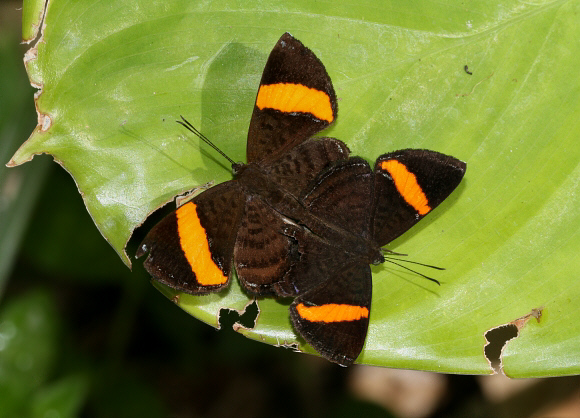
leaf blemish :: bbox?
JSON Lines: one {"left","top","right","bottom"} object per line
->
{"left": 483, "top": 307, "right": 543, "bottom": 374}
{"left": 221, "top": 299, "right": 259, "bottom": 332}
{"left": 456, "top": 72, "right": 494, "bottom": 97}
{"left": 175, "top": 181, "right": 214, "bottom": 207}
{"left": 280, "top": 341, "right": 300, "bottom": 352}
{"left": 40, "top": 113, "right": 52, "bottom": 131}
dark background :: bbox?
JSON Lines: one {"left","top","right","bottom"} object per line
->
{"left": 1, "top": 2, "right": 578, "bottom": 417}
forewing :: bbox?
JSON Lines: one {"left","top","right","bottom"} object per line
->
{"left": 289, "top": 262, "right": 372, "bottom": 366}
{"left": 372, "top": 149, "right": 466, "bottom": 246}
{"left": 247, "top": 33, "right": 338, "bottom": 164}
{"left": 137, "top": 181, "right": 244, "bottom": 294}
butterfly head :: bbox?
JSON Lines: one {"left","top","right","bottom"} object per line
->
{"left": 231, "top": 162, "right": 246, "bottom": 177}
{"left": 371, "top": 252, "right": 385, "bottom": 266}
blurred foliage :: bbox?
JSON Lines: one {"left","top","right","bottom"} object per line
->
{"left": 0, "top": 21, "right": 49, "bottom": 296}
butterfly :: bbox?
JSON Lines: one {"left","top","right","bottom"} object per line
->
{"left": 137, "top": 33, "right": 466, "bottom": 366}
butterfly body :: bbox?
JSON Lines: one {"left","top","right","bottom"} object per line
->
{"left": 138, "top": 33, "right": 466, "bottom": 366}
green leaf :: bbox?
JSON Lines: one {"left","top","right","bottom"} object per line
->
{"left": 11, "top": 0, "right": 580, "bottom": 375}
{"left": 21, "top": 0, "right": 45, "bottom": 43}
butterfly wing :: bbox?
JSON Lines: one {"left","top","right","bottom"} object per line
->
{"left": 247, "top": 33, "right": 338, "bottom": 164}
{"left": 289, "top": 261, "right": 372, "bottom": 366}
{"left": 285, "top": 150, "right": 465, "bottom": 365}
{"left": 233, "top": 195, "right": 301, "bottom": 294}
{"left": 302, "top": 157, "right": 373, "bottom": 240}
{"left": 371, "top": 149, "right": 466, "bottom": 246}
{"left": 137, "top": 181, "right": 245, "bottom": 294}
{"left": 265, "top": 137, "right": 350, "bottom": 197}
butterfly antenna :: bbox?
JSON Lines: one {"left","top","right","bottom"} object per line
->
{"left": 177, "top": 116, "right": 236, "bottom": 166}
{"left": 385, "top": 257, "right": 445, "bottom": 271}
{"left": 381, "top": 248, "right": 445, "bottom": 270}
{"left": 384, "top": 259, "right": 441, "bottom": 286}
{"left": 381, "top": 248, "right": 408, "bottom": 257}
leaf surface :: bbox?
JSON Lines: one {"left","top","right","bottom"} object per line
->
{"left": 12, "top": 0, "right": 580, "bottom": 375}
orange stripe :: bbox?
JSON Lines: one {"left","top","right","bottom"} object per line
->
{"left": 176, "top": 202, "right": 228, "bottom": 286}
{"left": 296, "top": 303, "right": 369, "bottom": 323}
{"left": 380, "top": 160, "right": 431, "bottom": 215}
{"left": 256, "top": 83, "right": 334, "bottom": 123}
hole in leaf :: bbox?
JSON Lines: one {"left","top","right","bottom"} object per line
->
{"left": 219, "top": 300, "right": 259, "bottom": 331}
{"left": 483, "top": 307, "right": 543, "bottom": 374}
{"left": 484, "top": 324, "right": 518, "bottom": 374}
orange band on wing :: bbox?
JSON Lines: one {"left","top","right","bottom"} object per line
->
{"left": 256, "top": 83, "right": 334, "bottom": 123}
{"left": 380, "top": 160, "right": 431, "bottom": 215}
{"left": 296, "top": 303, "right": 369, "bottom": 323}
{"left": 176, "top": 202, "right": 228, "bottom": 286}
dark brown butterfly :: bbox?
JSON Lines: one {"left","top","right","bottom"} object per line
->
{"left": 137, "top": 33, "right": 466, "bottom": 366}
